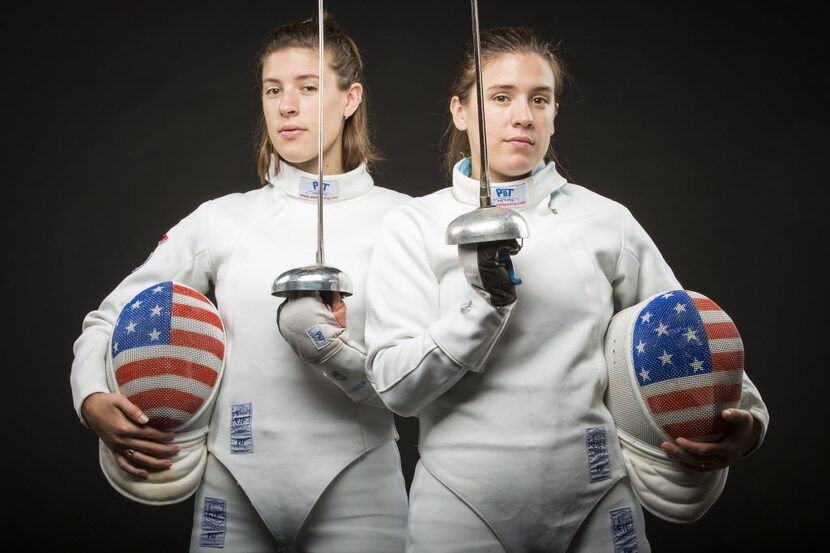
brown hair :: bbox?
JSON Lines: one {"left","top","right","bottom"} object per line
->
{"left": 255, "top": 15, "right": 379, "bottom": 183}
{"left": 443, "top": 26, "right": 568, "bottom": 176}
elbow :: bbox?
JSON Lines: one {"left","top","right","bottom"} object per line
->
{"left": 370, "top": 384, "right": 421, "bottom": 418}
{"left": 384, "top": 395, "right": 421, "bottom": 418}
{"left": 383, "top": 399, "right": 421, "bottom": 418}
{"left": 366, "top": 366, "right": 422, "bottom": 418}
{"left": 366, "top": 345, "right": 436, "bottom": 418}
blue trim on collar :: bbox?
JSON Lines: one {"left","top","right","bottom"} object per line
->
{"left": 459, "top": 158, "right": 472, "bottom": 177}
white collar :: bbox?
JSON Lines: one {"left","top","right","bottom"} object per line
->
{"left": 451, "top": 158, "right": 567, "bottom": 211}
{"left": 267, "top": 158, "right": 374, "bottom": 202}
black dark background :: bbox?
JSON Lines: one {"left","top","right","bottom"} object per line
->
{"left": 4, "top": 1, "right": 825, "bottom": 550}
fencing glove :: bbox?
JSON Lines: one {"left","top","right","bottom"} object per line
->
{"left": 458, "top": 239, "right": 521, "bottom": 307}
{"left": 277, "top": 292, "right": 375, "bottom": 403}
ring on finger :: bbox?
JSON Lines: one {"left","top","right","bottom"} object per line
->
{"left": 126, "top": 448, "right": 135, "bottom": 459}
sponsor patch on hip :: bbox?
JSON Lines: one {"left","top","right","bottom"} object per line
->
{"left": 200, "top": 496, "right": 226, "bottom": 548}
{"left": 610, "top": 507, "right": 639, "bottom": 553}
{"left": 586, "top": 425, "right": 611, "bottom": 482}
{"left": 306, "top": 325, "right": 330, "bottom": 350}
{"left": 230, "top": 402, "right": 253, "bottom": 454}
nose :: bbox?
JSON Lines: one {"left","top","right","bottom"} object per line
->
{"left": 279, "top": 90, "right": 298, "bottom": 117}
{"left": 511, "top": 100, "right": 533, "bottom": 129}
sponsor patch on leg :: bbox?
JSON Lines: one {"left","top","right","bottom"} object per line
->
{"left": 200, "top": 496, "right": 226, "bottom": 548}
{"left": 610, "top": 507, "right": 639, "bottom": 553}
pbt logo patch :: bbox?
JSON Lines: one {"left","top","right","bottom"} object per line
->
{"left": 300, "top": 177, "right": 340, "bottom": 200}
{"left": 490, "top": 183, "right": 528, "bottom": 207}
{"left": 306, "top": 325, "right": 330, "bottom": 350}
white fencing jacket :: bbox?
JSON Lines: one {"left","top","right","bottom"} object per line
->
{"left": 71, "top": 162, "right": 408, "bottom": 544}
{"left": 365, "top": 159, "right": 768, "bottom": 553}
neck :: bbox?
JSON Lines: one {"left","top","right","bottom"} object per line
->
{"left": 469, "top": 152, "right": 532, "bottom": 183}
{"left": 294, "top": 134, "right": 345, "bottom": 175}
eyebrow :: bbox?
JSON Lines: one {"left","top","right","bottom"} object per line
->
{"left": 262, "top": 74, "right": 319, "bottom": 84}
{"left": 486, "top": 84, "right": 554, "bottom": 94}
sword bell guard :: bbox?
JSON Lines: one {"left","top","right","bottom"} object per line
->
{"left": 446, "top": 206, "right": 529, "bottom": 245}
{"left": 271, "top": 264, "right": 354, "bottom": 297}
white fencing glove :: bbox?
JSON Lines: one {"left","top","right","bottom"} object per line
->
{"left": 458, "top": 239, "right": 522, "bottom": 307}
{"left": 277, "top": 292, "right": 376, "bottom": 403}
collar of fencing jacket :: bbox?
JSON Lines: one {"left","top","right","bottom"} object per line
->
{"left": 451, "top": 157, "right": 567, "bottom": 211}
{"left": 268, "top": 158, "right": 374, "bottom": 203}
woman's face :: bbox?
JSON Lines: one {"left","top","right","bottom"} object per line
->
{"left": 451, "top": 53, "right": 557, "bottom": 182}
{"left": 262, "top": 48, "right": 362, "bottom": 174}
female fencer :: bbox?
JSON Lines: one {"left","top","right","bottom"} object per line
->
{"left": 71, "top": 15, "right": 409, "bottom": 553}
{"left": 364, "top": 25, "right": 768, "bottom": 553}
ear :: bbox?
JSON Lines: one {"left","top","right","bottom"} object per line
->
{"left": 551, "top": 101, "right": 560, "bottom": 135}
{"left": 450, "top": 96, "right": 468, "bottom": 131}
{"left": 344, "top": 82, "right": 363, "bottom": 118}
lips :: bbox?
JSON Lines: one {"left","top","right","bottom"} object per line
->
{"left": 278, "top": 125, "right": 306, "bottom": 139}
{"left": 505, "top": 136, "right": 534, "bottom": 149}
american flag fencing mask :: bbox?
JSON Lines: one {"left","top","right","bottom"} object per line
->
{"left": 107, "top": 281, "right": 226, "bottom": 432}
{"left": 99, "top": 281, "right": 226, "bottom": 505}
{"left": 605, "top": 289, "right": 743, "bottom": 447}
{"left": 603, "top": 289, "right": 743, "bottom": 523}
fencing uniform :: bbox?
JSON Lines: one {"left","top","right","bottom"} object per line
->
{"left": 71, "top": 162, "right": 409, "bottom": 552}
{"left": 364, "top": 159, "right": 768, "bottom": 553}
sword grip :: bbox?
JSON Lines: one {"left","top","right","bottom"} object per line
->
{"left": 497, "top": 248, "right": 522, "bottom": 285}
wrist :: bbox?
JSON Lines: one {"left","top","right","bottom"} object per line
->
{"left": 318, "top": 340, "right": 374, "bottom": 403}
{"left": 80, "top": 391, "right": 107, "bottom": 425}
{"left": 430, "top": 292, "right": 516, "bottom": 372}
{"left": 742, "top": 416, "right": 763, "bottom": 456}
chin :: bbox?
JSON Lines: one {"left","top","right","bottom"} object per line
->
{"left": 495, "top": 146, "right": 541, "bottom": 172}
{"left": 274, "top": 144, "right": 315, "bottom": 167}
